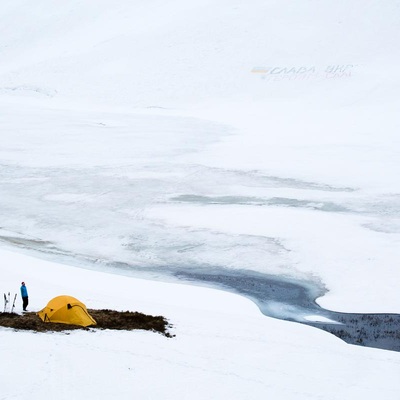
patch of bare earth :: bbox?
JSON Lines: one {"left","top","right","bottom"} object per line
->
{"left": 0, "top": 310, "right": 174, "bottom": 337}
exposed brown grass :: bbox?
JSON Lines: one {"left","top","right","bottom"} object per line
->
{"left": 0, "top": 310, "right": 174, "bottom": 337}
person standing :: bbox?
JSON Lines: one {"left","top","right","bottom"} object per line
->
{"left": 20, "top": 282, "right": 28, "bottom": 311}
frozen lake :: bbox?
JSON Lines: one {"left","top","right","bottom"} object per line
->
{"left": 1, "top": 103, "right": 400, "bottom": 352}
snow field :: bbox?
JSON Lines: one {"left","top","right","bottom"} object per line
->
{"left": 1, "top": 0, "right": 400, "bottom": 398}
{"left": 1, "top": 249, "right": 400, "bottom": 400}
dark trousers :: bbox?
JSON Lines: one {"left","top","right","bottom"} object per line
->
{"left": 22, "top": 296, "right": 28, "bottom": 311}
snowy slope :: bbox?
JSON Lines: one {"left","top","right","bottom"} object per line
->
{"left": 1, "top": 0, "right": 399, "bottom": 108}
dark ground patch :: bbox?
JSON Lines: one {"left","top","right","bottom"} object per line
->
{"left": 0, "top": 310, "right": 173, "bottom": 337}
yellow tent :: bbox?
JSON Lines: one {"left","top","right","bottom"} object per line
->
{"left": 37, "top": 295, "right": 96, "bottom": 327}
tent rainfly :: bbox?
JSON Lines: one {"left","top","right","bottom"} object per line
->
{"left": 37, "top": 295, "right": 96, "bottom": 327}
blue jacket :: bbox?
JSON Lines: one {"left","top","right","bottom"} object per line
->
{"left": 20, "top": 285, "right": 28, "bottom": 298}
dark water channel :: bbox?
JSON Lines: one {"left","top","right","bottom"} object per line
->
{"left": 1, "top": 234, "right": 399, "bottom": 352}
{"left": 175, "top": 270, "right": 400, "bottom": 353}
